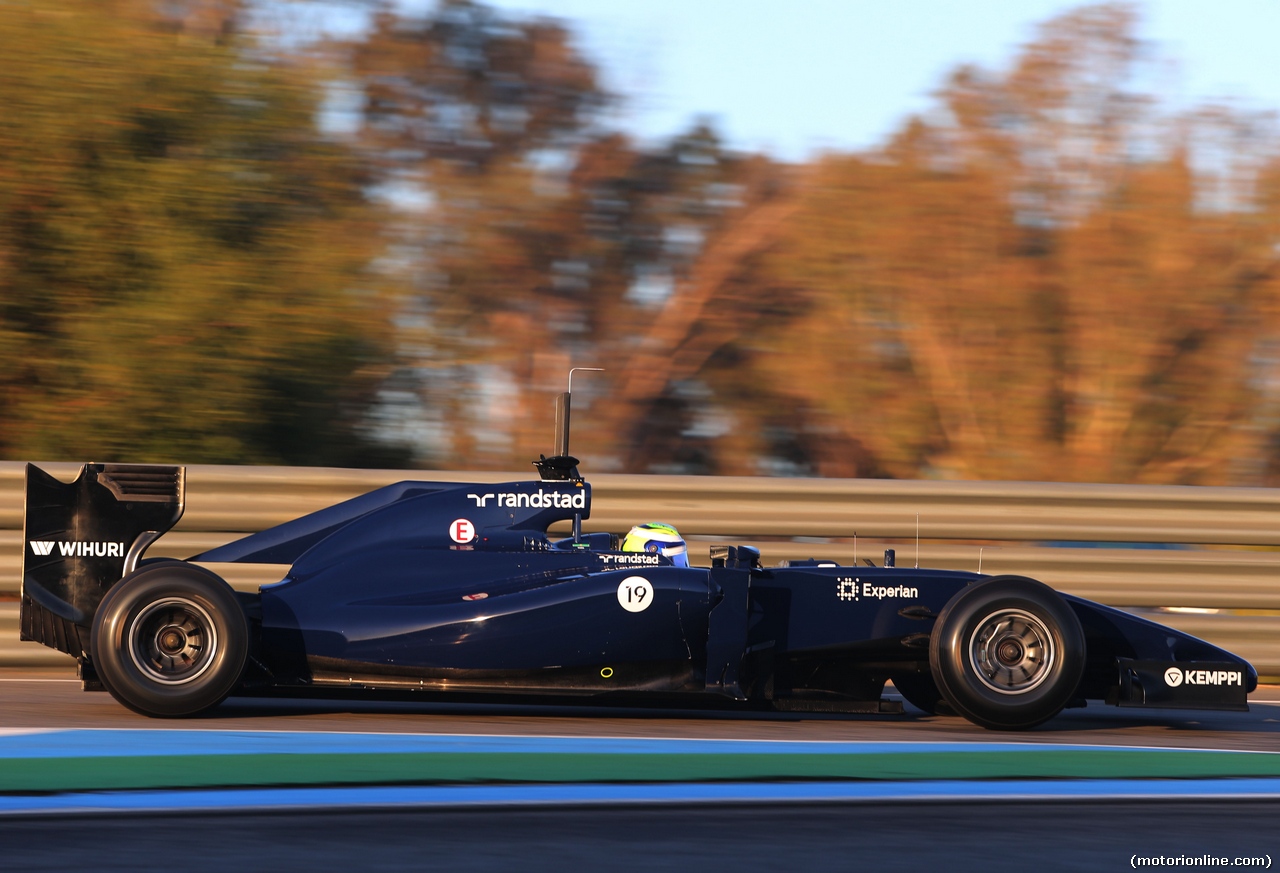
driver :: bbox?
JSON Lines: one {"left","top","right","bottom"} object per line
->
{"left": 621, "top": 522, "right": 689, "bottom": 568}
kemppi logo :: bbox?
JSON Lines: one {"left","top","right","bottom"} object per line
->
{"left": 28, "top": 541, "right": 125, "bottom": 558}
{"left": 1163, "top": 667, "right": 1243, "bottom": 687}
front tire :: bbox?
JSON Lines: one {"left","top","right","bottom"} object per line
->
{"left": 930, "top": 575, "right": 1084, "bottom": 730}
{"left": 91, "top": 561, "right": 248, "bottom": 717}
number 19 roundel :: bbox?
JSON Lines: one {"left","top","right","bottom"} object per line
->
{"left": 617, "top": 576, "right": 652, "bottom": 612}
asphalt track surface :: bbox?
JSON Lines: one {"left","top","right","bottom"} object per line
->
{"left": 0, "top": 801, "right": 1276, "bottom": 872}
{"left": 5, "top": 669, "right": 1280, "bottom": 751}
{"left": 5, "top": 671, "right": 1280, "bottom": 870}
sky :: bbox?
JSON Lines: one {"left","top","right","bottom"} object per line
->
{"left": 383, "top": 0, "right": 1280, "bottom": 162}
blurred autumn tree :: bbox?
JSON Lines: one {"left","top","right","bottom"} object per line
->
{"left": 0, "top": 0, "right": 410, "bottom": 466}
{"left": 5, "top": 0, "right": 1280, "bottom": 486}
{"left": 585, "top": 4, "right": 1280, "bottom": 484}
{"left": 337, "top": 0, "right": 780, "bottom": 470}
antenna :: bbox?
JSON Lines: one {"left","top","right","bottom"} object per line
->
{"left": 915, "top": 513, "right": 920, "bottom": 569}
{"left": 853, "top": 531, "right": 857, "bottom": 566}
{"left": 543, "top": 368, "right": 604, "bottom": 544}
{"left": 979, "top": 547, "right": 984, "bottom": 575}
{"left": 568, "top": 367, "right": 603, "bottom": 393}
{"left": 554, "top": 368, "right": 604, "bottom": 457}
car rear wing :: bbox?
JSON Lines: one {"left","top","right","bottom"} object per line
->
{"left": 20, "top": 463, "right": 185, "bottom": 657}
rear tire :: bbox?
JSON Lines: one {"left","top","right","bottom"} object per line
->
{"left": 929, "top": 575, "right": 1084, "bottom": 730}
{"left": 91, "top": 561, "right": 247, "bottom": 717}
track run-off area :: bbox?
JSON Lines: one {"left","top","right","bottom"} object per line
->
{"left": 6, "top": 669, "right": 1280, "bottom": 748}
{"left": 5, "top": 672, "right": 1280, "bottom": 795}
{"left": 4, "top": 671, "right": 1280, "bottom": 869}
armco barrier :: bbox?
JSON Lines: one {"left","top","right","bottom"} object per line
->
{"left": 3, "top": 462, "right": 1279, "bottom": 677}
{"left": 9, "top": 462, "right": 1280, "bottom": 543}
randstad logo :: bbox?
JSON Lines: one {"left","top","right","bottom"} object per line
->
{"left": 28, "top": 541, "right": 125, "bottom": 558}
{"left": 467, "top": 490, "right": 585, "bottom": 510}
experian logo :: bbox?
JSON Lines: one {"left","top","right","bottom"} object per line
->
{"left": 28, "top": 541, "right": 125, "bottom": 558}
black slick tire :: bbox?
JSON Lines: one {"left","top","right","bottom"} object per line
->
{"left": 929, "top": 575, "right": 1085, "bottom": 731}
{"left": 90, "top": 561, "right": 248, "bottom": 718}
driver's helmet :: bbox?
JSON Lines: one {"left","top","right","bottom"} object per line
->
{"left": 621, "top": 522, "right": 689, "bottom": 568}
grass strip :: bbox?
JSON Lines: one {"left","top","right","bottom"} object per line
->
{"left": 5, "top": 749, "right": 1280, "bottom": 793}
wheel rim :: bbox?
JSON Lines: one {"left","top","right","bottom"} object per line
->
{"left": 126, "top": 598, "right": 219, "bottom": 685}
{"left": 968, "top": 608, "right": 1055, "bottom": 695}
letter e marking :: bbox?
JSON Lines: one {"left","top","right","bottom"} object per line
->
{"left": 450, "top": 519, "right": 476, "bottom": 544}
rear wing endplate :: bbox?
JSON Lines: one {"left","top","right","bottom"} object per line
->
{"left": 20, "top": 463, "right": 184, "bottom": 657}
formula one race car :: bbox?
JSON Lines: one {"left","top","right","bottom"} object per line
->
{"left": 18, "top": 388, "right": 1257, "bottom": 730}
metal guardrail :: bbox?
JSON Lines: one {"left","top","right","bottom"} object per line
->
{"left": 7, "top": 462, "right": 1280, "bottom": 543}
{"left": 3, "top": 462, "right": 1279, "bottom": 676}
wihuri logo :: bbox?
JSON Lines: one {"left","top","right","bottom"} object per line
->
{"left": 28, "top": 541, "right": 125, "bottom": 558}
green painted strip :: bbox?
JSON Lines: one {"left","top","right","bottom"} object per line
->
{"left": 5, "top": 749, "right": 1280, "bottom": 793}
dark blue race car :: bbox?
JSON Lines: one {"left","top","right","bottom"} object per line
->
{"left": 18, "top": 390, "right": 1256, "bottom": 730}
